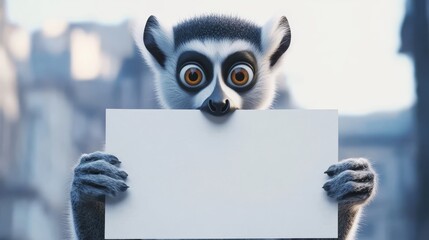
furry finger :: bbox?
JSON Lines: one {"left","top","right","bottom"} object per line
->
{"left": 324, "top": 158, "right": 370, "bottom": 177}
{"left": 323, "top": 170, "right": 374, "bottom": 191}
{"left": 326, "top": 181, "right": 374, "bottom": 204}
{"left": 74, "top": 174, "right": 129, "bottom": 196}
{"left": 75, "top": 160, "right": 128, "bottom": 180}
{"left": 79, "top": 151, "right": 120, "bottom": 165}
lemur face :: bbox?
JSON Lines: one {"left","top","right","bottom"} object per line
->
{"left": 140, "top": 15, "right": 291, "bottom": 116}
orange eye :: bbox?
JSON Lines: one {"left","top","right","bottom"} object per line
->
{"left": 231, "top": 68, "right": 249, "bottom": 86}
{"left": 185, "top": 68, "right": 203, "bottom": 86}
{"left": 228, "top": 64, "right": 254, "bottom": 88}
{"left": 180, "top": 64, "right": 205, "bottom": 87}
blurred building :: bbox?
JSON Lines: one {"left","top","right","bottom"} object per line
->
{"left": 1, "top": 17, "right": 155, "bottom": 239}
{"left": 339, "top": 110, "right": 416, "bottom": 240}
{"left": 0, "top": 0, "right": 23, "bottom": 238}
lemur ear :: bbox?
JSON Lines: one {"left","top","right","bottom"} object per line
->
{"left": 261, "top": 16, "right": 291, "bottom": 68}
{"left": 142, "top": 15, "right": 174, "bottom": 69}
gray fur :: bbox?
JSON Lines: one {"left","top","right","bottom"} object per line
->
{"left": 71, "top": 152, "right": 128, "bottom": 240}
{"left": 70, "top": 15, "right": 376, "bottom": 240}
{"left": 324, "top": 158, "right": 377, "bottom": 239}
{"left": 141, "top": 14, "right": 291, "bottom": 110}
{"left": 325, "top": 158, "right": 370, "bottom": 176}
{"left": 173, "top": 15, "right": 262, "bottom": 50}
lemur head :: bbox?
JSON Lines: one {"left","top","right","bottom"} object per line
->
{"left": 140, "top": 15, "right": 291, "bottom": 116}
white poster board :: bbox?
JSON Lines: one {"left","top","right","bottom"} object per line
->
{"left": 105, "top": 110, "right": 338, "bottom": 239}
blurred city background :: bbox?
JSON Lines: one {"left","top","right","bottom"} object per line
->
{"left": 0, "top": 0, "right": 428, "bottom": 239}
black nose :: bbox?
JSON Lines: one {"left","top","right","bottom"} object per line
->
{"left": 202, "top": 99, "right": 232, "bottom": 116}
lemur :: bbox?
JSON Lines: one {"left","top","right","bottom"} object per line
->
{"left": 70, "top": 15, "right": 376, "bottom": 240}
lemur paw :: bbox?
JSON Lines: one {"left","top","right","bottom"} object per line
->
{"left": 323, "top": 158, "right": 376, "bottom": 205}
{"left": 72, "top": 151, "right": 128, "bottom": 201}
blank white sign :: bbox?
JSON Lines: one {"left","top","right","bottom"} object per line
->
{"left": 105, "top": 110, "right": 338, "bottom": 239}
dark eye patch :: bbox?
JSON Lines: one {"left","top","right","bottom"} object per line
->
{"left": 176, "top": 51, "right": 214, "bottom": 92}
{"left": 221, "top": 51, "right": 258, "bottom": 92}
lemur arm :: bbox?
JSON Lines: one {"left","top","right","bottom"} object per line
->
{"left": 324, "top": 158, "right": 377, "bottom": 240}
{"left": 70, "top": 191, "right": 105, "bottom": 239}
{"left": 70, "top": 152, "right": 128, "bottom": 240}
{"left": 338, "top": 204, "right": 362, "bottom": 240}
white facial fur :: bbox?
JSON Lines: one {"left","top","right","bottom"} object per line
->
{"left": 137, "top": 16, "right": 289, "bottom": 110}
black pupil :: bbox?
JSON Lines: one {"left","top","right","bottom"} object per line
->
{"left": 189, "top": 69, "right": 199, "bottom": 82}
{"left": 235, "top": 70, "right": 245, "bottom": 82}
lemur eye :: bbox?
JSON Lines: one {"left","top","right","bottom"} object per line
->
{"left": 228, "top": 63, "right": 254, "bottom": 88}
{"left": 180, "top": 64, "right": 205, "bottom": 87}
